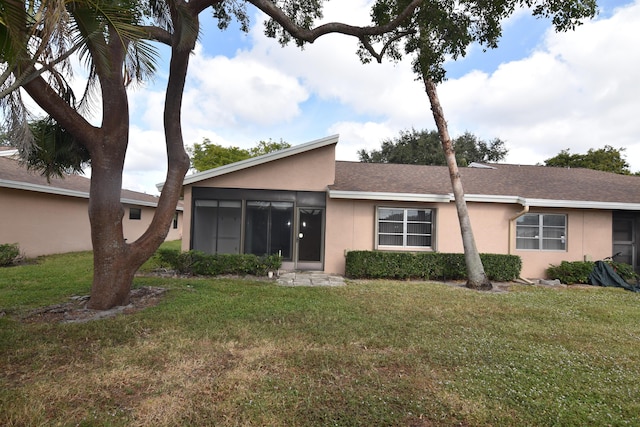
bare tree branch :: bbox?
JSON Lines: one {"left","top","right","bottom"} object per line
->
{"left": 360, "top": 30, "right": 417, "bottom": 63}
{"left": 248, "top": 0, "right": 423, "bottom": 42}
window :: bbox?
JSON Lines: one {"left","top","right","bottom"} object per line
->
{"left": 377, "top": 207, "right": 433, "bottom": 248}
{"left": 516, "top": 213, "right": 566, "bottom": 250}
{"left": 129, "top": 207, "right": 141, "bottom": 220}
{"left": 172, "top": 212, "right": 179, "bottom": 229}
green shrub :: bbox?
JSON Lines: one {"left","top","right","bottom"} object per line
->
{"left": 609, "top": 261, "right": 639, "bottom": 282}
{"left": 546, "top": 261, "right": 594, "bottom": 284}
{"left": 547, "top": 260, "right": 639, "bottom": 284}
{"left": 0, "top": 243, "right": 20, "bottom": 267}
{"left": 154, "top": 248, "right": 282, "bottom": 277}
{"left": 480, "top": 253, "right": 523, "bottom": 282}
{"left": 345, "top": 251, "right": 521, "bottom": 282}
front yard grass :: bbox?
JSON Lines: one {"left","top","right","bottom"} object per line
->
{"left": 1, "top": 249, "right": 639, "bottom": 426}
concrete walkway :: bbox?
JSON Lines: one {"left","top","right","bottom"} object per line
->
{"left": 276, "top": 271, "right": 345, "bottom": 287}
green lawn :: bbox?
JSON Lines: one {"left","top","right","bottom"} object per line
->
{"left": 1, "top": 248, "right": 639, "bottom": 426}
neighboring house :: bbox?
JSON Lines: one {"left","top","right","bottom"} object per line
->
{"left": 0, "top": 149, "right": 182, "bottom": 257}
{"left": 173, "top": 135, "right": 640, "bottom": 279}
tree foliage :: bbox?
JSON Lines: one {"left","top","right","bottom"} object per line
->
{"left": 359, "top": 129, "right": 507, "bottom": 166}
{"left": 358, "top": 0, "right": 597, "bottom": 83}
{"left": 544, "top": 146, "right": 631, "bottom": 175}
{"left": 21, "top": 118, "right": 91, "bottom": 181}
{"left": 189, "top": 138, "right": 291, "bottom": 172}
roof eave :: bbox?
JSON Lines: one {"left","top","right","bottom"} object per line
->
{"left": 328, "top": 190, "right": 451, "bottom": 203}
{"left": 329, "top": 190, "right": 640, "bottom": 210}
{"left": 1, "top": 179, "right": 164, "bottom": 208}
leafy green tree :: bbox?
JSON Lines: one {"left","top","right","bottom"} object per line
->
{"left": 359, "top": 129, "right": 506, "bottom": 166}
{"left": 249, "top": 138, "right": 291, "bottom": 157}
{"left": 358, "top": 0, "right": 597, "bottom": 290}
{"left": 189, "top": 139, "right": 251, "bottom": 171}
{"left": 189, "top": 138, "right": 291, "bottom": 172}
{"left": 544, "top": 146, "right": 631, "bottom": 175}
{"left": 0, "top": 0, "right": 421, "bottom": 309}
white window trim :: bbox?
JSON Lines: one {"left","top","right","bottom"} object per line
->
{"left": 516, "top": 213, "right": 567, "bottom": 252}
{"left": 376, "top": 206, "right": 434, "bottom": 250}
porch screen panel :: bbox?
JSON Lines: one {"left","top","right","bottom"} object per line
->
{"left": 193, "top": 200, "right": 241, "bottom": 254}
{"left": 270, "top": 202, "right": 293, "bottom": 259}
{"left": 245, "top": 201, "right": 293, "bottom": 259}
{"left": 216, "top": 201, "right": 242, "bottom": 253}
{"left": 245, "top": 202, "right": 269, "bottom": 256}
{"left": 193, "top": 200, "right": 218, "bottom": 254}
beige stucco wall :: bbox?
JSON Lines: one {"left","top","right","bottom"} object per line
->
{"left": 182, "top": 143, "right": 336, "bottom": 252}
{"left": 325, "top": 198, "right": 613, "bottom": 279}
{"left": 122, "top": 204, "right": 183, "bottom": 243}
{"left": 1, "top": 188, "right": 182, "bottom": 257}
{"left": 1, "top": 188, "right": 93, "bottom": 257}
{"left": 515, "top": 208, "right": 612, "bottom": 279}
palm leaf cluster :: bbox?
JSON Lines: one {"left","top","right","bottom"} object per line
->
{"left": 0, "top": 0, "right": 160, "bottom": 177}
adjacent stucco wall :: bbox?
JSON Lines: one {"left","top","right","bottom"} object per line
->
{"left": 324, "top": 199, "right": 515, "bottom": 275}
{"left": 122, "top": 204, "right": 183, "bottom": 243}
{"left": 325, "top": 198, "right": 613, "bottom": 279}
{"left": 1, "top": 188, "right": 92, "bottom": 257}
{"left": 182, "top": 143, "right": 336, "bottom": 252}
{"left": 1, "top": 188, "right": 182, "bottom": 257}
{"left": 515, "top": 208, "right": 612, "bottom": 279}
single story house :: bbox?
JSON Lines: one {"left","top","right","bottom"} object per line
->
{"left": 173, "top": 135, "right": 640, "bottom": 279}
{"left": 0, "top": 149, "right": 182, "bottom": 257}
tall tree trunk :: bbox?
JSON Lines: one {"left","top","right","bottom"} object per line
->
{"left": 86, "top": 13, "right": 194, "bottom": 310}
{"left": 423, "top": 77, "right": 492, "bottom": 290}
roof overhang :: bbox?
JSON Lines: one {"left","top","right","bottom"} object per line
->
{"left": 329, "top": 190, "right": 640, "bottom": 211}
{"left": 159, "top": 134, "right": 340, "bottom": 191}
{"left": 328, "top": 190, "right": 451, "bottom": 203}
{"left": 0, "top": 179, "right": 168, "bottom": 209}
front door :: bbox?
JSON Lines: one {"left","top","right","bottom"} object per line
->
{"left": 296, "top": 208, "right": 324, "bottom": 270}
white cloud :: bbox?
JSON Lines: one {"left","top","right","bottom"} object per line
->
{"left": 436, "top": 0, "right": 640, "bottom": 169}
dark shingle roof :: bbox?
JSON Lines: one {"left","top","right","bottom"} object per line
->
{"left": 0, "top": 156, "right": 162, "bottom": 206}
{"left": 330, "top": 161, "right": 640, "bottom": 205}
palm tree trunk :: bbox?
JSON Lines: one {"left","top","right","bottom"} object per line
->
{"left": 423, "top": 77, "right": 492, "bottom": 290}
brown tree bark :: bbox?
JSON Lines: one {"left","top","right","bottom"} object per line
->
{"left": 20, "top": 12, "right": 192, "bottom": 310}
{"left": 423, "top": 78, "right": 492, "bottom": 290}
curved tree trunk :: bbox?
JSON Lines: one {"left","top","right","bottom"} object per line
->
{"left": 423, "top": 78, "right": 492, "bottom": 290}
{"left": 21, "top": 14, "right": 193, "bottom": 310}
{"left": 86, "top": 9, "right": 194, "bottom": 310}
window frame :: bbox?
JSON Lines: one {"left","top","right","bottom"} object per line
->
{"left": 376, "top": 206, "right": 434, "bottom": 250}
{"left": 516, "top": 213, "right": 567, "bottom": 251}
{"left": 129, "top": 207, "right": 141, "bottom": 220}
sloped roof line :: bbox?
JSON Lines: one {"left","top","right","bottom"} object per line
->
{"left": 0, "top": 156, "right": 172, "bottom": 208}
{"left": 0, "top": 178, "right": 173, "bottom": 208}
{"left": 166, "top": 134, "right": 340, "bottom": 190}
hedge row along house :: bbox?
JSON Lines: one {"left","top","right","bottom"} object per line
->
{"left": 167, "top": 135, "right": 640, "bottom": 279}
{"left": 0, "top": 148, "right": 182, "bottom": 257}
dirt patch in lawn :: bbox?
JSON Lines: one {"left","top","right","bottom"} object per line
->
{"left": 21, "top": 286, "right": 167, "bottom": 324}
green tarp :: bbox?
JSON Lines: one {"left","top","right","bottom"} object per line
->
{"left": 588, "top": 261, "right": 639, "bottom": 292}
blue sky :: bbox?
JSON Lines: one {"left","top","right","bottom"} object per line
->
{"left": 118, "top": 0, "right": 640, "bottom": 194}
